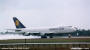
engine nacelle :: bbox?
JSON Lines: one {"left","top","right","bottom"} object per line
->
{"left": 22, "top": 32, "right": 30, "bottom": 36}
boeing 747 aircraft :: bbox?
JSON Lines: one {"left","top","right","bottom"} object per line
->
{"left": 8, "top": 17, "right": 77, "bottom": 38}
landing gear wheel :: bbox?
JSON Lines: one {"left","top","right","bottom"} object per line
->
{"left": 68, "top": 34, "right": 71, "bottom": 38}
{"left": 49, "top": 36, "right": 53, "bottom": 38}
{"left": 49, "top": 33, "right": 53, "bottom": 38}
{"left": 41, "top": 35, "right": 47, "bottom": 38}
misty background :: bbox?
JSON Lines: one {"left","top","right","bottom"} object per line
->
{"left": 0, "top": 0, "right": 90, "bottom": 32}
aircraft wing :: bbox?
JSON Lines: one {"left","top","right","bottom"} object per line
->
{"left": 6, "top": 29, "right": 22, "bottom": 31}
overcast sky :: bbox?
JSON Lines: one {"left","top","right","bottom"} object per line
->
{"left": 0, "top": 0, "right": 90, "bottom": 32}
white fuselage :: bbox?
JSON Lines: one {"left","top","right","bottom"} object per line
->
{"left": 19, "top": 26, "right": 76, "bottom": 34}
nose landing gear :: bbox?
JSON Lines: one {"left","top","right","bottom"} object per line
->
{"left": 68, "top": 34, "right": 71, "bottom": 38}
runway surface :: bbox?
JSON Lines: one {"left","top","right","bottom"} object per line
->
{"left": 0, "top": 34, "right": 90, "bottom": 50}
{"left": 0, "top": 34, "right": 90, "bottom": 40}
{"left": 0, "top": 42, "right": 90, "bottom": 45}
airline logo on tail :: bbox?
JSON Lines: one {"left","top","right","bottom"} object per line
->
{"left": 13, "top": 17, "right": 26, "bottom": 28}
{"left": 15, "top": 20, "right": 19, "bottom": 26}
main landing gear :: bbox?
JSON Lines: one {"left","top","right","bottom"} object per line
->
{"left": 41, "top": 35, "right": 47, "bottom": 38}
{"left": 41, "top": 33, "right": 53, "bottom": 38}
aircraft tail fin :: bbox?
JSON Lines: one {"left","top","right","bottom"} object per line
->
{"left": 13, "top": 17, "right": 26, "bottom": 28}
